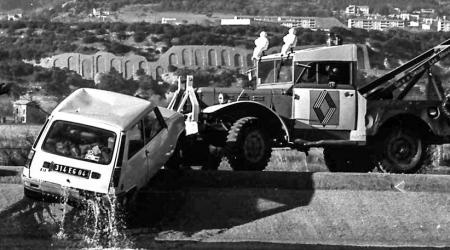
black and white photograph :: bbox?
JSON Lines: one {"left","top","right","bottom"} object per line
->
{"left": 0, "top": 0, "right": 449, "bottom": 249}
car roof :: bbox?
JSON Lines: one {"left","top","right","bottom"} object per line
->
{"left": 52, "top": 88, "right": 154, "bottom": 130}
{"left": 263, "top": 44, "right": 358, "bottom": 62}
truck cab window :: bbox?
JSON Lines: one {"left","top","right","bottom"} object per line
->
{"left": 258, "top": 58, "right": 293, "bottom": 84}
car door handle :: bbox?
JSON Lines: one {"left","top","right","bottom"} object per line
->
{"left": 344, "top": 92, "right": 354, "bottom": 97}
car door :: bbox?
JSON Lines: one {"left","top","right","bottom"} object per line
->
{"left": 292, "top": 61, "right": 357, "bottom": 130}
{"left": 121, "top": 119, "right": 147, "bottom": 192}
{"left": 142, "top": 107, "right": 169, "bottom": 182}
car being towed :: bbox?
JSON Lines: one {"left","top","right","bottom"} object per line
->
{"left": 22, "top": 88, "right": 185, "bottom": 204}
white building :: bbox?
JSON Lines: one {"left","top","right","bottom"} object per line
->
{"left": 420, "top": 9, "right": 435, "bottom": 14}
{"left": 224, "top": 16, "right": 344, "bottom": 30}
{"left": 437, "top": 19, "right": 450, "bottom": 32}
{"left": 221, "top": 17, "right": 252, "bottom": 25}
{"left": 345, "top": 5, "right": 370, "bottom": 15}
{"left": 348, "top": 18, "right": 405, "bottom": 30}
{"left": 7, "top": 13, "right": 22, "bottom": 21}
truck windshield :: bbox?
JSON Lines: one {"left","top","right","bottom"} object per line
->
{"left": 258, "top": 58, "right": 293, "bottom": 84}
{"left": 42, "top": 120, "right": 116, "bottom": 165}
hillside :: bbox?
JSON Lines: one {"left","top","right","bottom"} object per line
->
{"left": 3, "top": 0, "right": 450, "bottom": 16}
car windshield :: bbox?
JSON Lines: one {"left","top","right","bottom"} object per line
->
{"left": 42, "top": 120, "right": 116, "bottom": 165}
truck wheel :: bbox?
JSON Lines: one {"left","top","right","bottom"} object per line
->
{"left": 323, "top": 147, "right": 373, "bottom": 172}
{"left": 225, "top": 117, "right": 272, "bottom": 171}
{"left": 377, "top": 127, "right": 427, "bottom": 173}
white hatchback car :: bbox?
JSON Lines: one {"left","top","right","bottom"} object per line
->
{"left": 22, "top": 88, "right": 185, "bottom": 204}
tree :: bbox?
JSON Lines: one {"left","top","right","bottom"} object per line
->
{"left": 96, "top": 68, "right": 138, "bottom": 95}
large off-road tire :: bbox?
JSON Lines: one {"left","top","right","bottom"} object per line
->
{"left": 323, "top": 147, "right": 374, "bottom": 172}
{"left": 376, "top": 126, "right": 428, "bottom": 173}
{"left": 225, "top": 117, "right": 272, "bottom": 171}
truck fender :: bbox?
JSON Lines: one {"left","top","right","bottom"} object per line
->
{"left": 202, "top": 101, "right": 290, "bottom": 142}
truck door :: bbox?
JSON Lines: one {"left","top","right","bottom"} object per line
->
{"left": 292, "top": 61, "right": 357, "bottom": 130}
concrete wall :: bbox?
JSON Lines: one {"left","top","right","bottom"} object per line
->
{"left": 34, "top": 45, "right": 253, "bottom": 80}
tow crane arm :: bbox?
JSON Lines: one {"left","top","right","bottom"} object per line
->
{"left": 358, "top": 39, "right": 450, "bottom": 100}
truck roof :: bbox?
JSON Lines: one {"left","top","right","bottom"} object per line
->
{"left": 52, "top": 88, "right": 154, "bottom": 130}
{"left": 262, "top": 44, "right": 358, "bottom": 62}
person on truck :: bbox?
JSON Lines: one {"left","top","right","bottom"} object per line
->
{"left": 281, "top": 28, "right": 297, "bottom": 56}
{"left": 252, "top": 31, "right": 270, "bottom": 64}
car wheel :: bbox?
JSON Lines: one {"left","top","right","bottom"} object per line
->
{"left": 225, "top": 117, "right": 271, "bottom": 171}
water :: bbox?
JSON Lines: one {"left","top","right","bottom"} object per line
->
{"left": 53, "top": 187, "right": 133, "bottom": 248}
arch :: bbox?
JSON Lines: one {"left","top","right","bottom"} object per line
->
{"left": 68, "top": 56, "right": 76, "bottom": 71}
{"left": 111, "top": 58, "right": 121, "bottom": 73}
{"left": 169, "top": 53, "right": 178, "bottom": 65}
{"left": 138, "top": 61, "right": 146, "bottom": 70}
{"left": 156, "top": 66, "right": 164, "bottom": 78}
{"left": 81, "top": 59, "right": 92, "bottom": 78}
{"left": 246, "top": 54, "right": 253, "bottom": 68}
{"left": 234, "top": 54, "right": 242, "bottom": 67}
{"left": 208, "top": 49, "right": 217, "bottom": 66}
{"left": 221, "top": 50, "right": 229, "bottom": 66}
{"left": 96, "top": 55, "right": 106, "bottom": 73}
{"left": 53, "top": 59, "right": 60, "bottom": 68}
{"left": 194, "top": 49, "right": 202, "bottom": 66}
{"left": 182, "top": 49, "right": 190, "bottom": 65}
{"left": 124, "top": 60, "right": 133, "bottom": 79}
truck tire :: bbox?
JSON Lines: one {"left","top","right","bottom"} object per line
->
{"left": 376, "top": 126, "right": 427, "bottom": 173}
{"left": 323, "top": 147, "right": 373, "bottom": 172}
{"left": 225, "top": 117, "right": 272, "bottom": 171}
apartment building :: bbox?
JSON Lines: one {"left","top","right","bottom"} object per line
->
{"left": 437, "top": 19, "right": 450, "bottom": 31}
{"left": 348, "top": 18, "right": 405, "bottom": 30}
{"left": 345, "top": 5, "right": 370, "bottom": 15}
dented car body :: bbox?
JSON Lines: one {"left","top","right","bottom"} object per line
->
{"left": 22, "top": 88, "right": 185, "bottom": 204}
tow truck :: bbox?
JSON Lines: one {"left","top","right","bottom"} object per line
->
{"left": 168, "top": 39, "right": 450, "bottom": 173}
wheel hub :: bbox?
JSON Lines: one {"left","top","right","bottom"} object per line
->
{"left": 243, "top": 131, "right": 265, "bottom": 163}
{"left": 388, "top": 136, "right": 417, "bottom": 164}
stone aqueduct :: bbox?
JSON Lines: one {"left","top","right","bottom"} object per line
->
{"left": 35, "top": 46, "right": 253, "bottom": 80}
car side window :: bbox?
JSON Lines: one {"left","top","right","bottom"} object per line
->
{"left": 143, "top": 108, "right": 164, "bottom": 144}
{"left": 127, "top": 120, "right": 144, "bottom": 158}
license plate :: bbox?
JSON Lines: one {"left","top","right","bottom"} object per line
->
{"left": 43, "top": 162, "right": 91, "bottom": 179}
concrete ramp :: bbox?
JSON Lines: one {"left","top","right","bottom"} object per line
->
{"left": 134, "top": 170, "right": 450, "bottom": 249}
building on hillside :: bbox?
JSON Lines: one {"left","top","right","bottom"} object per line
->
{"left": 221, "top": 17, "right": 252, "bottom": 25}
{"left": 348, "top": 18, "right": 405, "bottom": 30}
{"left": 221, "top": 16, "right": 345, "bottom": 30}
{"left": 89, "top": 8, "right": 110, "bottom": 21}
{"left": 13, "top": 100, "right": 47, "bottom": 124}
{"left": 7, "top": 13, "right": 22, "bottom": 21}
{"left": 420, "top": 9, "right": 435, "bottom": 15}
{"left": 161, "top": 17, "right": 183, "bottom": 25}
{"left": 437, "top": 19, "right": 450, "bottom": 32}
{"left": 345, "top": 5, "right": 370, "bottom": 15}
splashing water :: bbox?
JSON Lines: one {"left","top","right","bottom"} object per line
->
{"left": 56, "top": 187, "right": 69, "bottom": 240}
{"left": 53, "top": 187, "right": 133, "bottom": 248}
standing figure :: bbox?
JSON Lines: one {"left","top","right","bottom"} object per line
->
{"left": 252, "top": 31, "right": 269, "bottom": 63}
{"left": 281, "top": 28, "right": 297, "bottom": 56}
